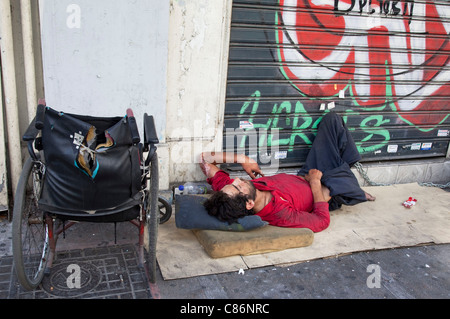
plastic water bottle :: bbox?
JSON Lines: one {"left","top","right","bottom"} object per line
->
{"left": 176, "top": 182, "right": 212, "bottom": 195}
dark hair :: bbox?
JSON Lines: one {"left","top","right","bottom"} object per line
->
{"left": 203, "top": 191, "right": 254, "bottom": 224}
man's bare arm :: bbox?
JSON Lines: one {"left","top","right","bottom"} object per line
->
{"left": 199, "top": 153, "right": 221, "bottom": 179}
{"left": 201, "top": 152, "right": 244, "bottom": 165}
{"left": 200, "top": 152, "right": 264, "bottom": 179}
{"left": 304, "top": 169, "right": 327, "bottom": 203}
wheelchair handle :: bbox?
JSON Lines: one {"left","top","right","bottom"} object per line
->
{"left": 35, "top": 99, "right": 46, "bottom": 130}
{"left": 126, "top": 108, "right": 141, "bottom": 144}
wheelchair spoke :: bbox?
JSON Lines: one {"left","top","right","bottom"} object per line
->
{"left": 21, "top": 188, "right": 48, "bottom": 280}
{"left": 13, "top": 158, "right": 50, "bottom": 290}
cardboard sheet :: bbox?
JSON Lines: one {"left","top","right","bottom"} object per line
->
{"left": 156, "top": 183, "right": 449, "bottom": 280}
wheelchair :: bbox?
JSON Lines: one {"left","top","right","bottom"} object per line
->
{"left": 12, "top": 100, "right": 171, "bottom": 291}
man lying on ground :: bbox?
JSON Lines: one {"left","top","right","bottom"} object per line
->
{"left": 199, "top": 112, "right": 375, "bottom": 233}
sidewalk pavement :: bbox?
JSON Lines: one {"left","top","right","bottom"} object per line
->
{"left": 1, "top": 215, "right": 449, "bottom": 299}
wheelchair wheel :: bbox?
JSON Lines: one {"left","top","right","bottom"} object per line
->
{"left": 146, "top": 153, "right": 159, "bottom": 283}
{"left": 12, "top": 157, "right": 50, "bottom": 291}
{"left": 158, "top": 197, "right": 172, "bottom": 224}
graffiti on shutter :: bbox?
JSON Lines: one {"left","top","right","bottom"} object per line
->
{"left": 224, "top": 0, "right": 450, "bottom": 168}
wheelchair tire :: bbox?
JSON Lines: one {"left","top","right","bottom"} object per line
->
{"left": 146, "top": 153, "right": 159, "bottom": 283}
{"left": 12, "top": 157, "right": 50, "bottom": 291}
{"left": 158, "top": 196, "right": 172, "bottom": 224}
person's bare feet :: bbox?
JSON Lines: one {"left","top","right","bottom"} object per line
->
{"left": 365, "top": 192, "right": 376, "bottom": 201}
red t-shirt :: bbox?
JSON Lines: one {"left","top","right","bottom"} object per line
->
{"left": 207, "top": 170, "right": 330, "bottom": 232}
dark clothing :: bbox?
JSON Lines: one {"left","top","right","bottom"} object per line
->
{"left": 297, "top": 112, "right": 367, "bottom": 210}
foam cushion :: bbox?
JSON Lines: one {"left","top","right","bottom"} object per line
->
{"left": 175, "top": 195, "right": 268, "bottom": 231}
{"left": 193, "top": 226, "right": 314, "bottom": 258}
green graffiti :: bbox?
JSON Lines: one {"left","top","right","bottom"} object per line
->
{"left": 237, "top": 90, "right": 392, "bottom": 155}
{"left": 356, "top": 115, "right": 391, "bottom": 153}
{"left": 269, "top": 101, "right": 315, "bottom": 149}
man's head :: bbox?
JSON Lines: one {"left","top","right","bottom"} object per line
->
{"left": 203, "top": 178, "right": 257, "bottom": 224}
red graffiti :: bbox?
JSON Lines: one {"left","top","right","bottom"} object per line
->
{"left": 277, "top": 0, "right": 449, "bottom": 127}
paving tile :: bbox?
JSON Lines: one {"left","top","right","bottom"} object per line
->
{"left": 4, "top": 244, "right": 154, "bottom": 299}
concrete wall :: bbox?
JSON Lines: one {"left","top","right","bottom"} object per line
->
{"left": 165, "top": 0, "right": 232, "bottom": 186}
{"left": 38, "top": 0, "right": 233, "bottom": 189}
{"left": 39, "top": 0, "right": 168, "bottom": 186}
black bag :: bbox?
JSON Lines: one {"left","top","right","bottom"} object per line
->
{"left": 38, "top": 107, "right": 142, "bottom": 219}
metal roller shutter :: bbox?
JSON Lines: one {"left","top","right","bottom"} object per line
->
{"left": 223, "top": 0, "right": 450, "bottom": 169}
